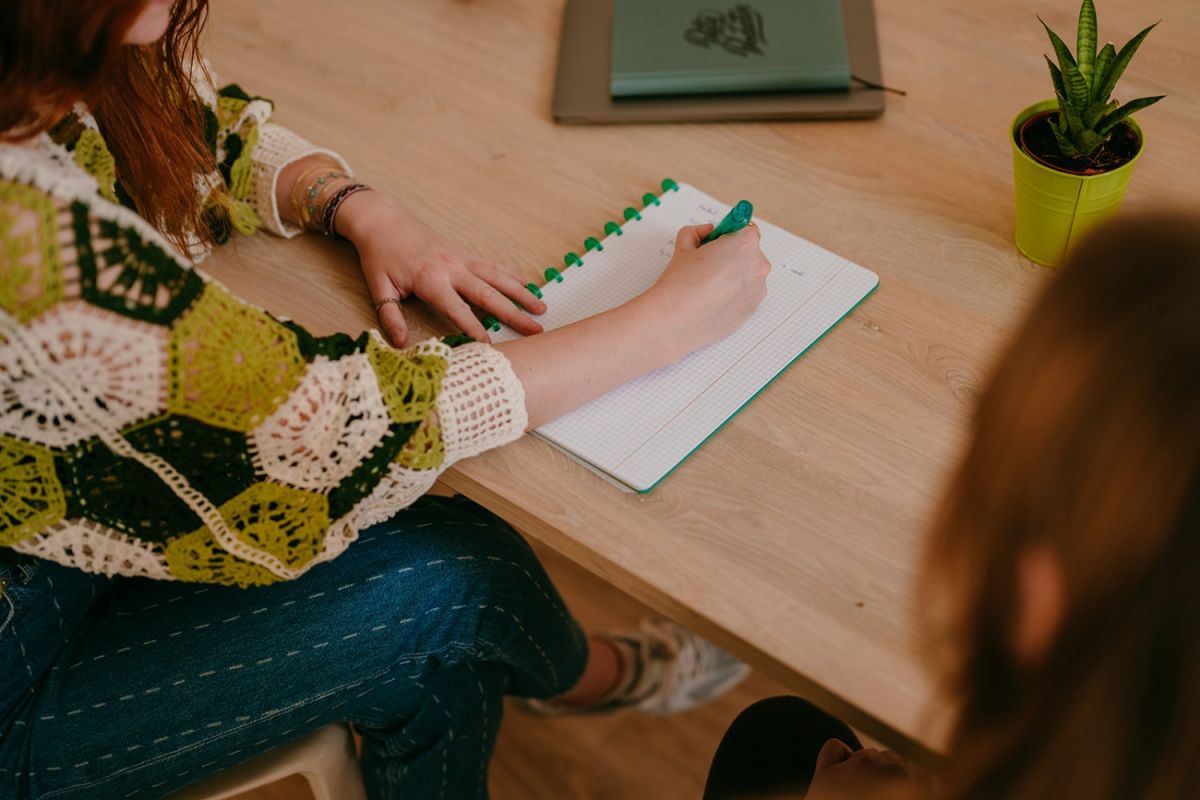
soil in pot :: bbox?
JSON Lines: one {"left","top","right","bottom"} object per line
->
{"left": 1018, "top": 110, "right": 1140, "bottom": 175}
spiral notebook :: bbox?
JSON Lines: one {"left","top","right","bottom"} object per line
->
{"left": 491, "top": 180, "right": 879, "bottom": 492}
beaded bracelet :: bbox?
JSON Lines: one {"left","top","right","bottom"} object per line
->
{"left": 288, "top": 165, "right": 332, "bottom": 217}
{"left": 289, "top": 166, "right": 348, "bottom": 231}
{"left": 321, "top": 183, "right": 371, "bottom": 239}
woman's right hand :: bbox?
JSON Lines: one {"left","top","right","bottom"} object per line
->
{"left": 494, "top": 222, "right": 772, "bottom": 430}
{"left": 643, "top": 223, "right": 771, "bottom": 357}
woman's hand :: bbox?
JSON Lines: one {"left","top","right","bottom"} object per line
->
{"left": 495, "top": 222, "right": 772, "bottom": 429}
{"left": 806, "top": 739, "right": 931, "bottom": 800}
{"left": 642, "top": 222, "right": 771, "bottom": 357}
{"left": 336, "top": 191, "right": 546, "bottom": 347}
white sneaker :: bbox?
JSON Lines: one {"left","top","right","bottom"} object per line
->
{"left": 618, "top": 618, "right": 750, "bottom": 714}
{"left": 525, "top": 618, "right": 750, "bottom": 716}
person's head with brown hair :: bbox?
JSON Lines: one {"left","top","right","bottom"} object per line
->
{"left": 0, "top": 0, "right": 216, "bottom": 250}
{"left": 923, "top": 215, "right": 1200, "bottom": 799}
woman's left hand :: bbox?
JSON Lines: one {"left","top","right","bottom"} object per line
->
{"left": 336, "top": 191, "right": 546, "bottom": 347}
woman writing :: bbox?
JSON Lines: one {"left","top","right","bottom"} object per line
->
{"left": 0, "top": 1, "right": 768, "bottom": 797}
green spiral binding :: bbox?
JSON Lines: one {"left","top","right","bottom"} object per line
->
{"left": 481, "top": 314, "right": 501, "bottom": 333}
{"left": 522, "top": 180, "right": 678, "bottom": 301}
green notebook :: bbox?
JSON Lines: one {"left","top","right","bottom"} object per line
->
{"left": 611, "top": 0, "right": 851, "bottom": 97}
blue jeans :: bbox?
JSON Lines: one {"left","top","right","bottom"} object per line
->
{"left": 0, "top": 496, "right": 587, "bottom": 800}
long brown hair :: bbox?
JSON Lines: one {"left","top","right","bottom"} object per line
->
{"left": 924, "top": 216, "right": 1200, "bottom": 798}
{"left": 0, "top": 0, "right": 216, "bottom": 252}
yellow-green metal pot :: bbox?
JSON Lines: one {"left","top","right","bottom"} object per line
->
{"left": 1012, "top": 99, "right": 1144, "bottom": 267}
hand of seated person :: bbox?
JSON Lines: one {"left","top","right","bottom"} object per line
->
{"left": 805, "top": 738, "right": 931, "bottom": 800}
{"left": 338, "top": 191, "right": 548, "bottom": 346}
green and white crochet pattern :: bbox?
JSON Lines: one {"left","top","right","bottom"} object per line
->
{"left": 0, "top": 78, "right": 527, "bottom": 587}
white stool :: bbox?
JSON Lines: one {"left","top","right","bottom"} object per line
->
{"left": 167, "top": 724, "right": 367, "bottom": 800}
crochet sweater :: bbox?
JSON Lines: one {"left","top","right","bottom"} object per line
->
{"left": 0, "top": 79, "right": 527, "bottom": 587}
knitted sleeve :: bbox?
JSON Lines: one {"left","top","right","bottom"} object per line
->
{"left": 205, "top": 83, "right": 351, "bottom": 239}
{"left": 0, "top": 177, "right": 527, "bottom": 587}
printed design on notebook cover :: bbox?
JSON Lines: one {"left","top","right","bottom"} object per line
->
{"left": 684, "top": 6, "right": 768, "bottom": 57}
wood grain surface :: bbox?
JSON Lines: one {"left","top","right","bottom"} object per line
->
{"left": 203, "top": 0, "right": 1200, "bottom": 757}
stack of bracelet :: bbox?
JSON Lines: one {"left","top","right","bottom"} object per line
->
{"left": 320, "top": 182, "right": 371, "bottom": 239}
{"left": 288, "top": 164, "right": 345, "bottom": 229}
{"left": 288, "top": 163, "right": 371, "bottom": 239}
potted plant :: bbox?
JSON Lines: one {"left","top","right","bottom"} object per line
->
{"left": 1012, "top": 0, "right": 1163, "bottom": 266}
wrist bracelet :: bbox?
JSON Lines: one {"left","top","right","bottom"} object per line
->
{"left": 289, "top": 165, "right": 348, "bottom": 231}
{"left": 321, "top": 183, "right": 371, "bottom": 239}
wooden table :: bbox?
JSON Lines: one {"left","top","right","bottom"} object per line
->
{"left": 205, "top": 0, "right": 1200, "bottom": 757}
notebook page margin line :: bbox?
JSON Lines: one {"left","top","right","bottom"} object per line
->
{"left": 617, "top": 268, "right": 880, "bottom": 492}
{"left": 607, "top": 260, "right": 850, "bottom": 476}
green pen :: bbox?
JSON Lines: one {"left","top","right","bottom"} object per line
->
{"left": 701, "top": 200, "right": 754, "bottom": 244}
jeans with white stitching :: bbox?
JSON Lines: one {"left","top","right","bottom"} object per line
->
{"left": 0, "top": 495, "right": 587, "bottom": 800}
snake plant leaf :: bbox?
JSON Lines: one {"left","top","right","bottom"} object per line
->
{"left": 1096, "top": 95, "right": 1165, "bottom": 136}
{"left": 1049, "top": 117, "right": 1081, "bottom": 157}
{"left": 1095, "top": 23, "right": 1158, "bottom": 107}
{"left": 1045, "top": 55, "right": 1066, "bottom": 99}
{"left": 1077, "top": 128, "right": 1105, "bottom": 154}
{"left": 1056, "top": 58, "right": 1094, "bottom": 109}
{"left": 1040, "top": 17, "right": 1077, "bottom": 69}
{"left": 1062, "top": 56, "right": 1092, "bottom": 109}
{"left": 1056, "top": 91, "right": 1086, "bottom": 138}
{"left": 1077, "top": 0, "right": 1098, "bottom": 87}
{"left": 1082, "top": 99, "right": 1116, "bottom": 129}
{"left": 1041, "top": 18, "right": 1090, "bottom": 106}
{"left": 1093, "top": 43, "right": 1117, "bottom": 101}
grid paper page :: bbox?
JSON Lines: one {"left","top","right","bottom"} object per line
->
{"left": 491, "top": 183, "right": 878, "bottom": 491}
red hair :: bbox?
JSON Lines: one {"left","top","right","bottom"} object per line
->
{"left": 0, "top": 0, "right": 218, "bottom": 252}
